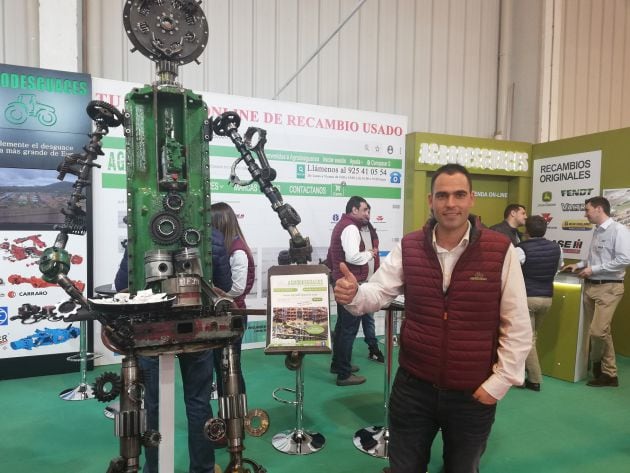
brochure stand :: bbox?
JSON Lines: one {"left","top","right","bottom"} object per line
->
{"left": 265, "top": 264, "right": 331, "bottom": 455}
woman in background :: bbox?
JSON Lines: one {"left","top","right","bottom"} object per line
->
{"left": 210, "top": 202, "right": 255, "bottom": 397}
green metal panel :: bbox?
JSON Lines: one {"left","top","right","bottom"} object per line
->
{"left": 537, "top": 279, "right": 587, "bottom": 382}
{"left": 125, "top": 85, "right": 212, "bottom": 294}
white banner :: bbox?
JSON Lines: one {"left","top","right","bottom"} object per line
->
{"left": 91, "top": 78, "right": 407, "bottom": 363}
{"left": 531, "top": 151, "right": 602, "bottom": 260}
{"left": 0, "top": 230, "right": 85, "bottom": 358}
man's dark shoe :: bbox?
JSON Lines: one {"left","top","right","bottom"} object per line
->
{"left": 330, "top": 364, "right": 359, "bottom": 374}
{"left": 524, "top": 380, "right": 541, "bottom": 392}
{"left": 592, "top": 361, "right": 602, "bottom": 379}
{"left": 336, "top": 374, "right": 366, "bottom": 386}
{"left": 368, "top": 346, "right": 385, "bottom": 363}
{"left": 587, "top": 374, "right": 619, "bottom": 387}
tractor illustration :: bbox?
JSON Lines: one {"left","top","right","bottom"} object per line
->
{"left": 4, "top": 94, "right": 57, "bottom": 126}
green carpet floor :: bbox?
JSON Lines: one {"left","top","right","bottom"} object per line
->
{"left": 2, "top": 348, "right": 630, "bottom": 472}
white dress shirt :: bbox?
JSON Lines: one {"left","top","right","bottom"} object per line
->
{"left": 344, "top": 223, "right": 531, "bottom": 400}
{"left": 576, "top": 217, "right": 630, "bottom": 280}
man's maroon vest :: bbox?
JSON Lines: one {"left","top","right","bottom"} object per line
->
{"left": 229, "top": 237, "right": 255, "bottom": 309}
{"left": 399, "top": 219, "right": 511, "bottom": 390}
{"left": 328, "top": 214, "right": 379, "bottom": 283}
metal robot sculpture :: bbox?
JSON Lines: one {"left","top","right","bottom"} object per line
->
{"left": 38, "top": 1, "right": 312, "bottom": 472}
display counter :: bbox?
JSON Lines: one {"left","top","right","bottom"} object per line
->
{"left": 537, "top": 273, "right": 589, "bottom": 382}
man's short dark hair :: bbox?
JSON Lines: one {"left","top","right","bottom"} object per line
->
{"left": 346, "top": 196, "right": 368, "bottom": 214}
{"left": 430, "top": 164, "right": 472, "bottom": 193}
{"left": 503, "top": 203, "right": 526, "bottom": 219}
{"left": 585, "top": 196, "right": 611, "bottom": 216}
{"left": 525, "top": 215, "right": 547, "bottom": 238}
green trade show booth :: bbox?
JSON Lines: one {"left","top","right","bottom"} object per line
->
{"left": 404, "top": 128, "right": 630, "bottom": 383}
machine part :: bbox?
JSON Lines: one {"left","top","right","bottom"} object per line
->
{"left": 142, "top": 430, "right": 162, "bottom": 448}
{"left": 39, "top": 247, "right": 71, "bottom": 284}
{"left": 163, "top": 192, "right": 184, "bottom": 212}
{"left": 10, "top": 324, "right": 80, "bottom": 350}
{"left": 204, "top": 417, "right": 227, "bottom": 442}
{"left": 181, "top": 228, "right": 201, "bottom": 247}
{"left": 284, "top": 351, "right": 304, "bottom": 371}
{"left": 144, "top": 250, "right": 174, "bottom": 282}
{"left": 94, "top": 371, "right": 123, "bottom": 402}
{"left": 212, "top": 111, "right": 312, "bottom": 264}
{"left": 173, "top": 246, "right": 202, "bottom": 274}
{"left": 149, "top": 211, "right": 184, "bottom": 245}
{"left": 55, "top": 299, "right": 81, "bottom": 318}
{"left": 86, "top": 100, "right": 125, "bottom": 128}
{"left": 123, "top": 0, "right": 209, "bottom": 65}
{"left": 161, "top": 274, "right": 202, "bottom": 307}
{"left": 245, "top": 409, "right": 270, "bottom": 437}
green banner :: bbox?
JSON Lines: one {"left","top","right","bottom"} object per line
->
{"left": 102, "top": 172, "right": 400, "bottom": 199}
{"left": 100, "top": 137, "right": 402, "bottom": 169}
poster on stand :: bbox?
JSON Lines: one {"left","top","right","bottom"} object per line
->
{"left": 531, "top": 151, "right": 601, "bottom": 260}
{"left": 265, "top": 265, "right": 331, "bottom": 353}
{"left": 90, "top": 77, "right": 406, "bottom": 362}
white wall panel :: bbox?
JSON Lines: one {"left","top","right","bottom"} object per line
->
{"left": 0, "top": 0, "right": 39, "bottom": 67}
{"left": 555, "top": 0, "right": 630, "bottom": 139}
{"left": 2, "top": 0, "right": 522, "bottom": 139}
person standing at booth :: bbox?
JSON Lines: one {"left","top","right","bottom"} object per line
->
{"left": 490, "top": 203, "right": 527, "bottom": 245}
{"left": 328, "top": 195, "right": 381, "bottom": 386}
{"left": 334, "top": 164, "right": 531, "bottom": 473}
{"left": 515, "top": 215, "right": 562, "bottom": 392}
{"left": 562, "top": 196, "right": 630, "bottom": 388}
{"left": 210, "top": 202, "right": 255, "bottom": 396}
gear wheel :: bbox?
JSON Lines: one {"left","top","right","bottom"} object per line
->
{"left": 142, "top": 430, "right": 162, "bottom": 448}
{"left": 93, "top": 371, "right": 122, "bottom": 402}
{"left": 149, "top": 211, "right": 183, "bottom": 245}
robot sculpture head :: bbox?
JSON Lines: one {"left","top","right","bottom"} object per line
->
{"left": 123, "top": 0, "right": 209, "bottom": 83}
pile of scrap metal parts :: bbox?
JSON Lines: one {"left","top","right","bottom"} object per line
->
{"left": 37, "top": 1, "right": 312, "bottom": 472}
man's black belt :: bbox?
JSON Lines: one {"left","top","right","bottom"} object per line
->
{"left": 584, "top": 279, "right": 624, "bottom": 284}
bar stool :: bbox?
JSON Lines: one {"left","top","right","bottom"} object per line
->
{"left": 271, "top": 351, "right": 325, "bottom": 455}
{"left": 353, "top": 300, "right": 404, "bottom": 458}
{"left": 59, "top": 317, "right": 102, "bottom": 400}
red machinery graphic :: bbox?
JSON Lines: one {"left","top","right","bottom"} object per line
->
{"left": 8, "top": 274, "right": 85, "bottom": 292}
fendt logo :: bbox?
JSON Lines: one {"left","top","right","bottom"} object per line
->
{"left": 561, "top": 188, "right": 594, "bottom": 197}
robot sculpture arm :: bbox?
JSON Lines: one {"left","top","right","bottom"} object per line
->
{"left": 213, "top": 112, "right": 313, "bottom": 264}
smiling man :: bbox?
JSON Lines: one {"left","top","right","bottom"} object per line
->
{"left": 333, "top": 163, "right": 531, "bottom": 473}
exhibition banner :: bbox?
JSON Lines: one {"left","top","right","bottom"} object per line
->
{"left": 0, "top": 64, "right": 91, "bottom": 370}
{"left": 531, "top": 151, "right": 602, "bottom": 260}
{"left": 91, "top": 77, "right": 406, "bottom": 361}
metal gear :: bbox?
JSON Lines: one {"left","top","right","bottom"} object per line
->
{"left": 142, "top": 430, "right": 162, "bottom": 448}
{"left": 149, "top": 211, "right": 183, "bottom": 245}
{"left": 93, "top": 371, "right": 123, "bottom": 402}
